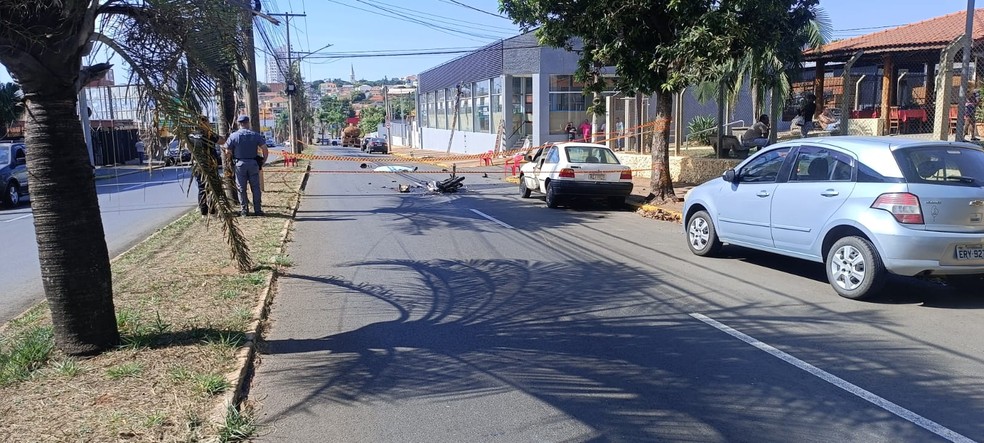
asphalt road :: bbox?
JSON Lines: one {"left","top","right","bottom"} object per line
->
{"left": 0, "top": 167, "right": 198, "bottom": 323}
{"left": 250, "top": 144, "right": 984, "bottom": 442}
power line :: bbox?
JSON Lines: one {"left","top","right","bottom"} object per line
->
{"left": 439, "top": 0, "right": 512, "bottom": 21}
{"left": 301, "top": 43, "right": 544, "bottom": 59}
{"left": 832, "top": 24, "right": 904, "bottom": 32}
{"left": 326, "top": 0, "right": 505, "bottom": 42}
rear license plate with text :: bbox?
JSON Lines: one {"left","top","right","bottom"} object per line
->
{"left": 956, "top": 245, "right": 984, "bottom": 260}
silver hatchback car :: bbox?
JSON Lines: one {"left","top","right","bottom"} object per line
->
{"left": 683, "top": 136, "right": 984, "bottom": 299}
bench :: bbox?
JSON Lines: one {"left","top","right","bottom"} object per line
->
{"left": 711, "top": 135, "right": 748, "bottom": 158}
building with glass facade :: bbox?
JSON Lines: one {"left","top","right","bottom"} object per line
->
{"left": 417, "top": 31, "right": 762, "bottom": 155}
{"left": 417, "top": 32, "right": 631, "bottom": 154}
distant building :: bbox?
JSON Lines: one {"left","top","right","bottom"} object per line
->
{"left": 266, "top": 46, "right": 288, "bottom": 84}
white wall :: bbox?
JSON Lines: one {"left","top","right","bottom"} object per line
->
{"left": 421, "top": 127, "right": 499, "bottom": 154}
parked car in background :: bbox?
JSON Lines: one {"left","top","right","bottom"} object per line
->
{"left": 0, "top": 142, "right": 29, "bottom": 208}
{"left": 365, "top": 137, "right": 389, "bottom": 154}
{"left": 518, "top": 142, "right": 633, "bottom": 209}
{"left": 683, "top": 136, "right": 984, "bottom": 300}
{"left": 360, "top": 136, "right": 372, "bottom": 152}
{"left": 163, "top": 142, "right": 191, "bottom": 166}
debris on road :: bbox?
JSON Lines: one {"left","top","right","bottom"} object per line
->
{"left": 428, "top": 175, "right": 465, "bottom": 193}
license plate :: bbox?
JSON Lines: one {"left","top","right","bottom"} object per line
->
{"left": 589, "top": 173, "right": 606, "bottom": 180}
{"left": 956, "top": 245, "right": 984, "bottom": 260}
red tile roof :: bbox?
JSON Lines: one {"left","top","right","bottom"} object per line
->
{"left": 807, "top": 9, "right": 984, "bottom": 60}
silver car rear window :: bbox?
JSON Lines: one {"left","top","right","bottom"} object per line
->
{"left": 894, "top": 146, "right": 984, "bottom": 186}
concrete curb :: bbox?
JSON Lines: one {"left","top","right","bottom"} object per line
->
{"left": 214, "top": 161, "right": 311, "bottom": 421}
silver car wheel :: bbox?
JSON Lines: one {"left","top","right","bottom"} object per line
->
{"left": 688, "top": 217, "right": 710, "bottom": 251}
{"left": 8, "top": 185, "right": 19, "bottom": 206}
{"left": 830, "top": 244, "right": 866, "bottom": 291}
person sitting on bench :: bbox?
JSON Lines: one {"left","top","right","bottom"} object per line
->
{"left": 740, "top": 114, "right": 771, "bottom": 152}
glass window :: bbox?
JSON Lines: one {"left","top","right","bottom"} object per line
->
{"left": 740, "top": 147, "right": 791, "bottom": 183}
{"left": 475, "top": 96, "right": 490, "bottom": 133}
{"left": 460, "top": 97, "right": 473, "bottom": 132}
{"left": 565, "top": 146, "right": 620, "bottom": 164}
{"left": 548, "top": 93, "right": 588, "bottom": 135}
{"left": 422, "top": 92, "right": 433, "bottom": 128}
{"left": 549, "top": 75, "right": 585, "bottom": 92}
{"left": 491, "top": 91, "right": 503, "bottom": 134}
{"left": 894, "top": 146, "right": 984, "bottom": 186}
{"left": 476, "top": 80, "right": 490, "bottom": 97}
{"left": 789, "top": 148, "right": 854, "bottom": 182}
{"left": 546, "top": 147, "right": 560, "bottom": 163}
{"left": 492, "top": 77, "right": 503, "bottom": 95}
{"left": 436, "top": 89, "right": 447, "bottom": 129}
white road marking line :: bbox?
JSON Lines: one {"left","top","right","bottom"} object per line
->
{"left": 469, "top": 209, "right": 514, "bottom": 229}
{"left": 2, "top": 214, "right": 32, "bottom": 223}
{"left": 690, "top": 313, "right": 975, "bottom": 443}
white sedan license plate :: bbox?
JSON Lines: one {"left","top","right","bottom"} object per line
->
{"left": 589, "top": 173, "right": 606, "bottom": 180}
{"left": 956, "top": 245, "right": 984, "bottom": 260}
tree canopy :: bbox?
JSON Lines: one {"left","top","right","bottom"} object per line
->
{"left": 358, "top": 105, "right": 385, "bottom": 136}
{"left": 499, "top": 0, "right": 819, "bottom": 200}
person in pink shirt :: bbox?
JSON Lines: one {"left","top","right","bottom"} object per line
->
{"left": 579, "top": 119, "right": 591, "bottom": 142}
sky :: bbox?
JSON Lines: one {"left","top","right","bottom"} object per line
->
{"left": 0, "top": 1, "right": 978, "bottom": 85}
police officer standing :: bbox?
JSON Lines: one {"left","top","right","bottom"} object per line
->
{"left": 225, "top": 115, "right": 268, "bottom": 216}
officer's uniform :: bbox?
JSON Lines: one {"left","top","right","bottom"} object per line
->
{"left": 225, "top": 121, "right": 266, "bottom": 215}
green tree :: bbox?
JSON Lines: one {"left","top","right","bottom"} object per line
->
{"left": 350, "top": 91, "right": 367, "bottom": 103}
{"left": 500, "top": 0, "right": 819, "bottom": 202}
{"left": 274, "top": 111, "right": 289, "bottom": 142}
{"left": 0, "top": 0, "right": 249, "bottom": 355}
{"left": 319, "top": 96, "right": 349, "bottom": 137}
{"left": 391, "top": 95, "right": 416, "bottom": 120}
{"left": 358, "top": 105, "right": 385, "bottom": 136}
{"left": 0, "top": 81, "right": 22, "bottom": 138}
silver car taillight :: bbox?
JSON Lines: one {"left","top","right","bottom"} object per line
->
{"left": 871, "top": 192, "right": 924, "bottom": 224}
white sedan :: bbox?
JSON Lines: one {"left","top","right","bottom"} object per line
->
{"left": 518, "top": 142, "right": 633, "bottom": 208}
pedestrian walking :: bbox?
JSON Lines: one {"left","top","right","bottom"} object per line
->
{"left": 134, "top": 138, "right": 145, "bottom": 165}
{"left": 615, "top": 117, "right": 625, "bottom": 150}
{"left": 225, "top": 115, "right": 268, "bottom": 216}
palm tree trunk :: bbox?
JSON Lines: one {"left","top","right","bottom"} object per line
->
{"left": 649, "top": 91, "right": 676, "bottom": 203}
{"left": 218, "top": 77, "right": 239, "bottom": 204}
{"left": 25, "top": 95, "right": 119, "bottom": 355}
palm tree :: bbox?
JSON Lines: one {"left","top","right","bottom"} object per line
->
{"left": 0, "top": 0, "right": 251, "bottom": 356}
{"left": 692, "top": 7, "right": 832, "bottom": 145}
{"left": 0, "top": 82, "right": 22, "bottom": 138}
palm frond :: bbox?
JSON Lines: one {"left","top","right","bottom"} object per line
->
{"left": 95, "top": 0, "right": 254, "bottom": 271}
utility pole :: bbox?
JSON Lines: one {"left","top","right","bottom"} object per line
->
{"left": 383, "top": 86, "right": 392, "bottom": 149}
{"left": 269, "top": 12, "right": 306, "bottom": 154}
{"left": 957, "top": 0, "right": 976, "bottom": 142}
{"left": 242, "top": 0, "right": 260, "bottom": 127}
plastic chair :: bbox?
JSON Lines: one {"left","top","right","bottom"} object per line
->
{"left": 480, "top": 150, "right": 493, "bottom": 166}
{"left": 283, "top": 151, "right": 297, "bottom": 167}
{"left": 504, "top": 153, "right": 525, "bottom": 176}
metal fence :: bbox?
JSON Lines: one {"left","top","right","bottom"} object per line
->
{"left": 794, "top": 33, "right": 984, "bottom": 143}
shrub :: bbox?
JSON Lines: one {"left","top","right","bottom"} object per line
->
{"left": 686, "top": 115, "right": 717, "bottom": 146}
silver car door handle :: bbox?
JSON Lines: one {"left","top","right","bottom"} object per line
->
{"left": 821, "top": 189, "right": 839, "bottom": 197}
{"left": 756, "top": 190, "right": 770, "bottom": 197}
